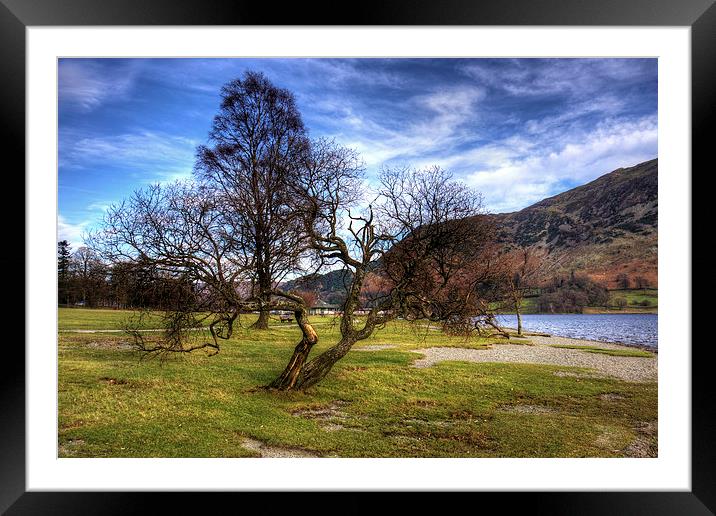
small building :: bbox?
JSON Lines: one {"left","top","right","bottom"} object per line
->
{"left": 309, "top": 300, "right": 340, "bottom": 316}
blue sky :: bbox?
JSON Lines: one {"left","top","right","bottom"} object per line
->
{"left": 58, "top": 58, "right": 657, "bottom": 248}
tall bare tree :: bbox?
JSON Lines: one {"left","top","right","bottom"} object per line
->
{"left": 195, "top": 71, "right": 310, "bottom": 329}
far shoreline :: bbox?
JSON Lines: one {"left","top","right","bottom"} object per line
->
{"left": 497, "top": 310, "right": 657, "bottom": 315}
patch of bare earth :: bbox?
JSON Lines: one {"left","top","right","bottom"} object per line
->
{"left": 59, "top": 420, "right": 84, "bottom": 430}
{"left": 240, "top": 437, "right": 320, "bottom": 458}
{"left": 291, "top": 400, "right": 355, "bottom": 432}
{"left": 624, "top": 421, "right": 658, "bottom": 457}
{"left": 593, "top": 426, "right": 626, "bottom": 453}
{"left": 498, "top": 404, "right": 556, "bottom": 415}
{"left": 58, "top": 438, "right": 85, "bottom": 457}
{"left": 404, "top": 418, "right": 454, "bottom": 428}
{"left": 85, "top": 339, "right": 134, "bottom": 350}
{"left": 599, "top": 392, "right": 626, "bottom": 401}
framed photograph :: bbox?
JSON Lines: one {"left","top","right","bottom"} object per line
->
{"left": 3, "top": 0, "right": 712, "bottom": 513}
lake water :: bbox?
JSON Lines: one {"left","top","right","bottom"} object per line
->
{"left": 495, "top": 313, "right": 658, "bottom": 348}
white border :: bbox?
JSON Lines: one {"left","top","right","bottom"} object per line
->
{"left": 27, "top": 27, "right": 691, "bottom": 491}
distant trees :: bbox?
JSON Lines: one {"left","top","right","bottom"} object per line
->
{"left": 359, "top": 272, "right": 392, "bottom": 308}
{"left": 57, "top": 240, "right": 72, "bottom": 305}
{"left": 634, "top": 275, "right": 650, "bottom": 289}
{"left": 616, "top": 273, "right": 631, "bottom": 290}
{"left": 72, "top": 247, "right": 107, "bottom": 307}
{"left": 285, "top": 269, "right": 353, "bottom": 306}
{"left": 294, "top": 290, "right": 318, "bottom": 310}
{"left": 56, "top": 243, "right": 201, "bottom": 310}
{"left": 537, "top": 274, "right": 609, "bottom": 313}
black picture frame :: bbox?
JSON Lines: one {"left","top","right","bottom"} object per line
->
{"left": 1, "top": 0, "right": 711, "bottom": 513}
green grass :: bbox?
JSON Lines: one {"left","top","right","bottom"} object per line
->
{"left": 549, "top": 344, "right": 654, "bottom": 357}
{"left": 58, "top": 307, "right": 167, "bottom": 330}
{"left": 58, "top": 309, "right": 657, "bottom": 458}
{"left": 607, "top": 289, "right": 658, "bottom": 309}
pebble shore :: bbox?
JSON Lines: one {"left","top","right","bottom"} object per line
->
{"left": 410, "top": 334, "right": 657, "bottom": 382}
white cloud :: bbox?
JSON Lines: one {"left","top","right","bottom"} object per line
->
{"left": 60, "top": 130, "right": 198, "bottom": 185}
{"left": 86, "top": 202, "right": 111, "bottom": 213}
{"left": 322, "top": 85, "right": 484, "bottom": 168}
{"left": 462, "top": 116, "right": 658, "bottom": 213}
{"left": 59, "top": 60, "right": 138, "bottom": 112}
{"left": 315, "top": 78, "right": 656, "bottom": 215}
{"left": 460, "top": 59, "right": 653, "bottom": 99}
{"left": 297, "top": 59, "right": 408, "bottom": 89}
{"left": 64, "top": 131, "right": 196, "bottom": 166}
{"left": 57, "top": 215, "right": 90, "bottom": 250}
{"left": 139, "top": 167, "right": 194, "bottom": 185}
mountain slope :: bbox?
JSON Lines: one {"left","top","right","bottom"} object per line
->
{"left": 284, "top": 159, "right": 658, "bottom": 299}
{"left": 493, "top": 158, "right": 658, "bottom": 288}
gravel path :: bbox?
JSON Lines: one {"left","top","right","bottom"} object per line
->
{"left": 410, "top": 335, "right": 657, "bottom": 382}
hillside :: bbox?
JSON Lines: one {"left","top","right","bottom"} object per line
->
{"left": 493, "top": 158, "right": 658, "bottom": 288}
{"left": 284, "top": 159, "right": 658, "bottom": 300}
{"left": 282, "top": 269, "right": 354, "bottom": 305}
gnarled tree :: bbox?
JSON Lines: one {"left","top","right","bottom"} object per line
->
{"left": 268, "top": 164, "right": 497, "bottom": 390}
{"left": 90, "top": 160, "right": 498, "bottom": 390}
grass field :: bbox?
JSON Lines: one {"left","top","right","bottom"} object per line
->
{"left": 58, "top": 308, "right": 657, "bottom": 458}
{"left": 58, "top": 307, "right": 167, "bottom": 330}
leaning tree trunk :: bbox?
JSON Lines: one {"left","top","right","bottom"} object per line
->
{"left": 291, "top": 336, "right": 358, "bottom": 390}
{"left": 271, "top": 314, "right": 373, "bottom": 390}
{"left": 267, "top": 308, "right": 319, "bottom": 390}
{"left": 268, "top": 264, "right": 369, "bottom": 391}
{"left": 267, "top": 318, "right": 361, "bottom": 391}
